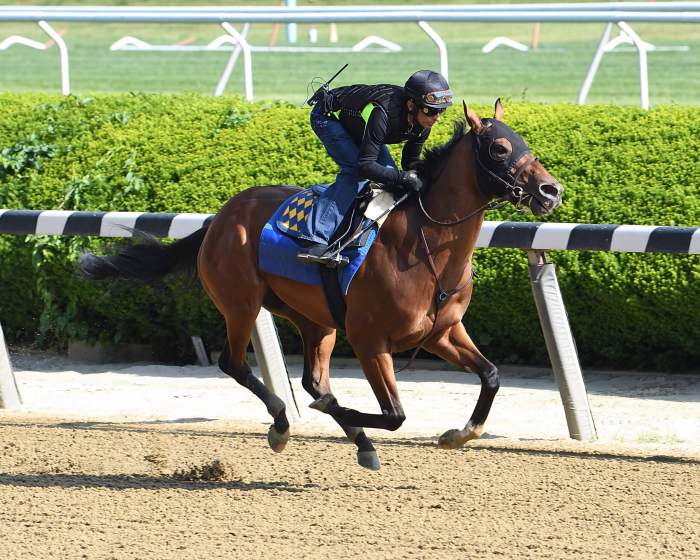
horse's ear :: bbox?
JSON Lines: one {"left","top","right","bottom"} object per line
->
{"left": 463, "top": 100, "right": 482, "bottom": 133}
{"left": 494, "top": 98, "right": 505, "bottom": 120}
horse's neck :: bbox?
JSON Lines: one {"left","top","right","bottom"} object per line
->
{"left": 421, "top": 133, "right": 489, "bottom": 265}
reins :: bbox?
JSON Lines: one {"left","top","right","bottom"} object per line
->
{"left": 418, "top": 193, "right": 505, "bottom": 226}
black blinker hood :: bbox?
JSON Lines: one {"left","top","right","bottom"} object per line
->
{"left": 473, "top": 118, "right": 532, "bottom": 197}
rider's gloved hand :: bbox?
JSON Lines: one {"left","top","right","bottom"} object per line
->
{"left": 397, "top": 170, "right": 423, "bottom": 193}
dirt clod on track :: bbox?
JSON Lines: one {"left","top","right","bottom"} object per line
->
{"left": 172, "top": 458, "right": 239, "bottom": 482}
{"left": 0, "top": 417, "right": 697, "bottom": 560}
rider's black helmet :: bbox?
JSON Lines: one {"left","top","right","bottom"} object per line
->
{"left": 404, "top": 70, "right": 453, "bottom": 109}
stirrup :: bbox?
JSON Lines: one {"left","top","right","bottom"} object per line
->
{"left": 296, "top": 251, "right": 349, "bottom": 268}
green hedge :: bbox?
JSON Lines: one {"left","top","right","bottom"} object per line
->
{"left": 0, "top": 93, "right": 698, "bottom": 370}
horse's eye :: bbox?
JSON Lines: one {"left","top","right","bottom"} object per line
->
{"left": 489, "top": 139, "right": 512, "bottom": 162}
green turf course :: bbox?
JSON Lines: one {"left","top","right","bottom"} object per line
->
{"left": 1, "top": 0, "right": 699, "bottom": 106}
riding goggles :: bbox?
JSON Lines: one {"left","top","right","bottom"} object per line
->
{"left": 420, "top": 106, "right": 446, "bottom": 117}
{"left": 422, "top": 89, "right": 453, "bottom": 107}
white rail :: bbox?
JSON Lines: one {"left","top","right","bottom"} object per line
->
{"left": 7, "top": 2, "right": 700, "bottom": 11}
{"left": 1, "top": 5, "right": 697, "bottom": 103}
{"left": 2, "top": 8, "right": 700, "bottom": 23}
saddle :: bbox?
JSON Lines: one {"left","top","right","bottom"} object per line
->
{"left": 260, "top": 182, "right": 401, "bottom": 329}
{"left": 277, "top": 182, "right": 392, "bottom": 254}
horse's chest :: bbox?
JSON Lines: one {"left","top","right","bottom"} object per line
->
{"left": 352, "top": 284, "right": 468, "bottom": 349}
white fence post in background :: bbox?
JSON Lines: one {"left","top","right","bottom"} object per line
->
{"left": 38, "top": 20, "right": 70, "bottom": 95}
{"left": 616, "top": 21, "right": 650, "bottom": 109}
{"left": 578, "top": 22, "right": 613, "bottom": 105}
{"left": 0, "top": 20, "right": 70, "bottom": 95}
{"left": 0, "top": 321, "right": 22, "bottom": 409}
{"left": 286, "top": 0, "right": 297, "bottom": 44}
{"left": 214, "top": 22, "right": 250, "bottom": 97}
{"left": 417, "top": 20, "right": 448, "bottom": 79}
{"left": 221, "top": 22, "right": 254, "bottom": 100}
{"left": 526, "top": 251, "right": 596, "bottom": 441}
{"left": 250, "top": 309, "right": 300, "bottom": 423}
{"left": 578, "top": 21, "right": 651, "bottom": 109}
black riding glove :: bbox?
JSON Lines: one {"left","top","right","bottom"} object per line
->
{"left": 397, "top": 170, "right": 423, "bottom": 193}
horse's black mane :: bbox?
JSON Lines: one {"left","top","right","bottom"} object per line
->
{"left": 415, "top": 119, "right": 469, "bottom": 189}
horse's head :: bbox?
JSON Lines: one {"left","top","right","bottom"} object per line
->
{"left": 464, "top": 99, "right": 563, "bottom": 216}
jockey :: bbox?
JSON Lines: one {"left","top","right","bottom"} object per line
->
{"left": 296, "top": 69, "right": 454, "bottom": 265}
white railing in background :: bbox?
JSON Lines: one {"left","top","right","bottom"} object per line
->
{"left": 3, "top": 7, "right": 700, "bottom": 23}
{"left": 5, "top": 2, "right": 700, "bottom": 11}
{"left": 1, "top": 4, "right": 698, "bottom": 106}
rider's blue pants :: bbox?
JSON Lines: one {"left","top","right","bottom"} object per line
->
{"left": 297, "top": 104, "right": 396, "bottom": 245}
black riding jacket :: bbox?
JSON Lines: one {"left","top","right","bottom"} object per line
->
{"left": 326, "top": 84, "right": 430, "bottom": 185}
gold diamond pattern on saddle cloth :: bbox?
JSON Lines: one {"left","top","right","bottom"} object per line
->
{"left": 278, "top": 189, "right": 315, "bottom": 234}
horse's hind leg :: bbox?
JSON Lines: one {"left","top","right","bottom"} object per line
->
{"left": 219, "top": 311, "right": 290, "bottom": 453}
{"left": 311, "top": 345, "right": 407, "bottom": 432}
{"left": 198, "top": 210, "right": 290, "bottom": 452}
{"left": 288, "top": 314, "right": 380, "bottom": 470}
{"left": 422, "top": 322, "right": 499, "bottom": 449}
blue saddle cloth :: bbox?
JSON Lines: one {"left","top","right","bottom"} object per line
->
{"left": 259, "top": 186, "right": 377, "bottom": 295}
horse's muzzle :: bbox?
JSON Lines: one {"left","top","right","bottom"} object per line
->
{"left": 530, "top": 181, "right": 563, "bottom": 215}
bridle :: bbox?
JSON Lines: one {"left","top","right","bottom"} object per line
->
{"left": 417, "top": 125, "right": 538, "bottom": 227}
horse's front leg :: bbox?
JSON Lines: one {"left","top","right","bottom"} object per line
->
{"left": 422, "top": 321, "right": 499, "bottom": 449}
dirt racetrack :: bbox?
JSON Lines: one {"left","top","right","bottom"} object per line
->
{"left": 0, "top": 417, "right": 698, "bottom": 560}
{"left": 1, "top": 350, "right": 699, "bottom": 559}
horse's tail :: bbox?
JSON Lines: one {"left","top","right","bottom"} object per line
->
{"left": 79, "top": 227, "right": 208, "bottom": 283}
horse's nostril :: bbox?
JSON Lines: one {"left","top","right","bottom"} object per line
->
{"left": 539, "top": 183, "right": 561, "bottom": 199}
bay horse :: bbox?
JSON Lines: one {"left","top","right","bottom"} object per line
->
{"left": 80, "top": 100, "right": 562, "bottom": 470}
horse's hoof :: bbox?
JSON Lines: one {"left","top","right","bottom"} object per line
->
{"left": 309, "top": 393, "right": 335, "bottom": 413}
{"left": 267, "top": 424, "right": 290, "bottom": 453}
{"left": 437, "top": 429, "right": 465, "bottom": 450}
{"left": 357, "top": 450, "right": 381, "bottom": 471}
